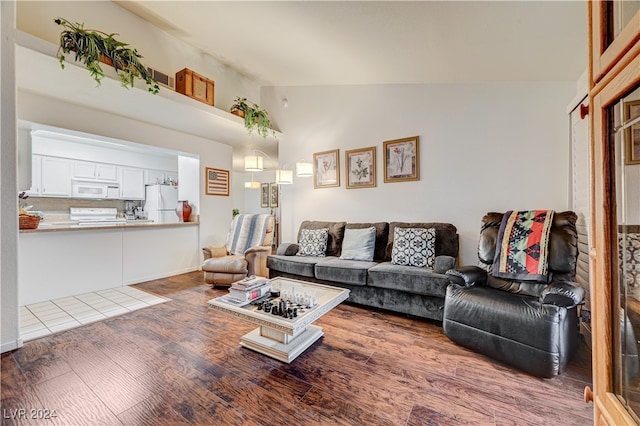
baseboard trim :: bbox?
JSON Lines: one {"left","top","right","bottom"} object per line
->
{"left": 1, "top": 337, "right": 23, "bottom": 353}
{"left": 123, "top": 267, "right": 199, "bottom": 286}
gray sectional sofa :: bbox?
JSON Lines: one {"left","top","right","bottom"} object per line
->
{"left": 267, "top": 220, "right": 459, "bottom": 321}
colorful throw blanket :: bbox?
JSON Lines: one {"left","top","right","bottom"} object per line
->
{"left": 226, "top": 214, "right": 270, "bottom": 255}
{"left": 493, "top": 210, "right": 555, "bottom": 282}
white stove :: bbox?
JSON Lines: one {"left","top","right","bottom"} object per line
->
{"left": 69, "top": 208, "right": 126, "bottom": 226}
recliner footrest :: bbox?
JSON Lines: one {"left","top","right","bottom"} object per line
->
{"left": 443, "top": 284, "right": 580, "bottom": 377}
{"left": 202, "top": 256, "right": 248, "bottom": 274}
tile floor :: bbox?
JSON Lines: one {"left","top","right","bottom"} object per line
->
{"left": 20, "top": 286, "right": 170, "bottom": 342}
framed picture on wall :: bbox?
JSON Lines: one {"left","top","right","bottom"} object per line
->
{"left": 260, "top": 183, "right": 269, "bottom": 208}
{"left": 313, "top": 149, "right": 340, "bottom": 188}
{"left": 345, "top": 146, "right": 376, "bottom": 189}
{"left": 205, "top": 167, "right": 230, "bottom": 196}
{"left": 269, "top": 183, "right": 279, "bottom": 207}
{"left": 625, "top": 100, "right": 640, "bottom": 165}
{"left": 383, "top": 136, "right": 420, "bottom": 183}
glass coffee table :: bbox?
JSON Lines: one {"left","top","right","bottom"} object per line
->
{"left": 208, "top": 277, "right": 349, "bottom": 363}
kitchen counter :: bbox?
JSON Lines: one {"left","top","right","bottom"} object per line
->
{"left": 19, "top": 221, "right": 201, "bottom": 305}
{"left": 20, "top": 220, "right": 199, "bottom": 233}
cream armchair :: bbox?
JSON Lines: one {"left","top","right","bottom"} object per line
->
{"left": 202, "top": 214, "right": 275, "bottom": 287}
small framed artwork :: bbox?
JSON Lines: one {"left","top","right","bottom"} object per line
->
{"left": 345, "top": 146, "right": 376, "bottom": 189}
{"left": 269, "top": 182, "right": 279, "bottom": 207}
{"left": 260, "top": 183, "right": 269, "bottom": 208}
{"left": 313, "top": 149, "right": 340, "bottom": 188}
{"left": 383, "top": 136, "right": 420, "bottom": 183}
{"left": 625, "top": 100, "right": 640, "bottom": 165}
{"left": 205, "top": 167, "right": 230, "bottom": 196}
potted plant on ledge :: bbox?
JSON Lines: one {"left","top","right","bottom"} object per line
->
{"left": 55, "top": 17, "right": 160, "bottom": 94}
{"left": 230, "top": 97, "right": 276, "bottom": 139}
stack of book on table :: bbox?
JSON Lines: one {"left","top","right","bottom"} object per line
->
{"left": 225, "top": 276, "right": 271, "bottom": 306}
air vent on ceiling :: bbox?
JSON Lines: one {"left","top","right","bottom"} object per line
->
{"left": 147, "top": 67, "right": 175, "bottom": 90}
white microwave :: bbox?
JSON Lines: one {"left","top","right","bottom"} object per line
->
{"left": 71, "top": 179, "right": 120, "bottom": 199}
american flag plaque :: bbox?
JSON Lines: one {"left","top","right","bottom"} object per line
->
{"left": 205, "top": 167, "right": 230, "bottom": 196}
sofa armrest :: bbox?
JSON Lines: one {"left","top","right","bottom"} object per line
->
{"left": 244, "top": 246, "right": 271, "bottom": 255}
{"left": 540, "top": 281, "right": 585, "bottom": 308}
{"left": 434, "top": 255, "right": 456, "bottom": 274}
{"left": 245, "top": 247, "right": 271, "bottom": 277}
{"left": 445, "top": 266, "right": 487, "bottom": 287}
{"left": 202, "top": 245, "right": 228, "bottom": 260}
{"left": 276, "top": 243, "right": 299, "bottom": 256}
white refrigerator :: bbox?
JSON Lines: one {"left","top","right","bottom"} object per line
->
{"left": 144, "top": 185, "right": 179, "bottom": 223}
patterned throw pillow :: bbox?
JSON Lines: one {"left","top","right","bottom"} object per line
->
{"left": 391, "top": 227, "right": 436, "bottom": 268}
{"left": 297, "top": 228, "right": 329, "bottom": 257}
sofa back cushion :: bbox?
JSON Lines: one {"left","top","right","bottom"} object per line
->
{"left": 478, "top": 211, "right": 578, "bottom": 278}
{"left": 477, "top": 211, "right": 578, "bottom": 296}
{"left": 345, "top": 222, "right": 389, "bottom": 261}
{"left": 298, "top": 221, "right": 346, "bottom": 257}
{"left": 385, "top": 222, "right": 459, "bottom": 261}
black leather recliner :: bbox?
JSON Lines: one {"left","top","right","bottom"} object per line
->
{"left": 443, "top": 211, "right": 585, "bottom": 378}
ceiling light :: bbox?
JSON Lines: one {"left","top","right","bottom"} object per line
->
{"left": 275, "top": 169, "right": 293, "bottom": 185}
{"left": 296, "top": 161, "right": 313, "bottom": 177}
{"left": 244, "top": 155, "right": 264, "bottom": 172}
{"left": 244, "top": 180, "right": 261, "bottom": 189}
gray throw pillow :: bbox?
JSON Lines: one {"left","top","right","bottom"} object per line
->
{"left": 391, "top": 227, "right": 436, "bottom": 268}
{"left": 297, "top": 228, "right": 329, "bottom": 257}
{"left": 340, "top": 227, "right": 376, "bottom": 261}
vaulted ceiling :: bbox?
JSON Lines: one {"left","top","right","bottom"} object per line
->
{"left": 117, "top": 1, "right": 588, "bottom": 87}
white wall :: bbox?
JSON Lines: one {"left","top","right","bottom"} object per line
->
{"left": 1, "top": 0, "right": 21, "bottom": 353}
{"left": 178, "top": 155, "right": 200, "bottom": 217}
{"left": 262, "top": 82, "right": 574, "bottom": 265}
{"left": 233, "top": 170, "right": 278, "bottom": 216}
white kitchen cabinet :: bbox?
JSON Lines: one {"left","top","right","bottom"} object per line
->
{"left": 119, "top": 167, "right": 145, "bottom": 199}
{"left": 73, "top": 160, "right": 117, "bottom": 181}
{"left": 97, "top": 164, "right": 118, "bottom": 180}
{"left": 73, "top": 160, "right": 96, "bottom": 179}
{"left": 165, "top": 171, "right": 178, "bottom": 185}
{"left": 28, "top": 155, "right": 71, "bottom": 197}
{"left": 144, "top": 169, "right": 165, "bottom": 185}
{"left": 41, "top": 157, "right": 71, "bottom": 196}
{"left": 144, "top": 169, "right": 178, "bottom": 185}
{"left": 26, "top": 155, "right": 42, "bottom": 196}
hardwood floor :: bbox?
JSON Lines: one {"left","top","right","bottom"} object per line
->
{"left": 1, "top": 271, "right": 593, "bottom": 425}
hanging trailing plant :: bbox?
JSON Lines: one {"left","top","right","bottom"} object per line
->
{"left": 55, "top": 17, "right": 160, "bottom": 94}
{"left": 230, "top": 97, "right": 277, "bottom": 139}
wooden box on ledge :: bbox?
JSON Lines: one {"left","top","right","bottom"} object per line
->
{"left": 175, "top": 68, "right": 215, "bottom": 106}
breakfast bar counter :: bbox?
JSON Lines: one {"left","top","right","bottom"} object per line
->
{"left": 19, "top": 220, "right": 199, "bottom": 233}
{"left": 19, "top": 222, "right": 200, "bottom": 305}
